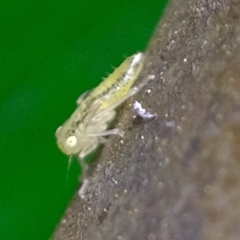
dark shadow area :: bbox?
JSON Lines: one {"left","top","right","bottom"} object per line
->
{"left": 53, "top": 0, "right": 240, "bottom": 239}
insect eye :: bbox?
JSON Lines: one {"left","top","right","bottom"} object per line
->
{"left": 66, "top": 136, "right": 77, "bottom": 148}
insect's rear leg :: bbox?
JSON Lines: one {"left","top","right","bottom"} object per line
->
{"left": 129, "top": 74, "right": 155, "bottom": 97}
{"left": 93, "top": 74, "right": 155, "bottom": 121}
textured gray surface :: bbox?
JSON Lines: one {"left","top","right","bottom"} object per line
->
{"left": 53, "top": 0, "right": 240, "bottom": 239}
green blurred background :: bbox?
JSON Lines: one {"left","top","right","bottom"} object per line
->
{"left": 0, "top": 0, "right": 167, "bottom": 239}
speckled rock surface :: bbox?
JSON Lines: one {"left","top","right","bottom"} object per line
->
{"left": 53, "top": 0, "right": 240, "bottom": 239}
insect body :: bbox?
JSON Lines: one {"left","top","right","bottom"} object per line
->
{"left": 55, "top": 52, "right": 150, "bottom": 162}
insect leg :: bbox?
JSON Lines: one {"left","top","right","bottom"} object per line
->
{"left": 78, "top": 139, "right": 99, "bottom": 159}
{"left": 78, "top": 139, "right": 99, "bottom": 175}
{"left": 92, "top": 109, "right": 116, "bottom": 123}
{"left": 92, "top": 74, "right": 155, "bottom": 121}
{"left": 127, "top": 74, "right": 155, "bottom": 98}
{"left": 78, "top": 179, "right": 89, "bottom": 199}
{"left": 88, "top": 128, "right": 125, "bottom": 137}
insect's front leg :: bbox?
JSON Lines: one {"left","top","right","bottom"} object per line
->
{"left": 87, "top": 128, "right": 125, "bottom": 137}
{"left": 78, "top": 138, "right": 99, "bottom": 175}
{"left": 78, "top": 138, "right": 99, "bottom": 159}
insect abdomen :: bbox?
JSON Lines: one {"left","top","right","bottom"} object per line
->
{"left": 87, "top": 52, "right": 144, "bottom": 108}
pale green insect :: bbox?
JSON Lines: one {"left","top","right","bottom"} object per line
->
{"left": 55, "top": 52, "right": 151, "bottom": 163}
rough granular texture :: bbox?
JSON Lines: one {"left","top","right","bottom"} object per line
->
{"left": 53, "top": 0, "right": 240, "bottom": 239}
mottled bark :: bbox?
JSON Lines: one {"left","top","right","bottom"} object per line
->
{"left": 52, "top": 0, "right": 240, "bottom": 239}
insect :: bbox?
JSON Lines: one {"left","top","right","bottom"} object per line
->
{"left": 55, "top": 52, "right": 153, "bottom": 166}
